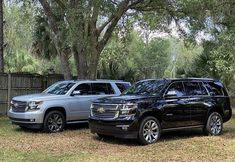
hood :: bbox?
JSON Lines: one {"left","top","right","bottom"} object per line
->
{"left": 12, "top": 93, "right": 65, "bottom": 102}
{"left": 94, "top": 95, "right": 157, "bottom": 104}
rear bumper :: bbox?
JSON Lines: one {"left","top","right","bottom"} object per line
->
{"left": 89, "top": 118, "right": 139, "bottom": 139}
{"left": 223, "top": 108, "right": 232, "bottom": 123}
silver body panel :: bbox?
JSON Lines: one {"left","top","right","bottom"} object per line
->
{"left": 8, "top": 80, "right": 131, "bottom": 125}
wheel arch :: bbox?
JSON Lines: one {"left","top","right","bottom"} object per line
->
{"left": 139, "top": 110, "right": 162, "bottom": 123}
{"left": 207, "top": 107, "right": 224, "bottom": 117}
{"left": 44, "top": 107, "right": 67, "bottom": 121}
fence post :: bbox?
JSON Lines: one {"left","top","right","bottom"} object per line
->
{"left": 7, "top": 73, "right": 11, "bottom": 114}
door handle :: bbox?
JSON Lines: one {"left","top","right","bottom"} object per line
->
{"left": 166, "top": 113, "right": 173, "bottom": 116}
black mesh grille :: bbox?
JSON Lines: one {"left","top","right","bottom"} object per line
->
{"left": 11, "top": 100, "right": 27, "bottom": 112}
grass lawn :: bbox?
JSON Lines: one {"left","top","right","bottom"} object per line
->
{"left": 0, "top": 114, "right": 235, "bottom": 162}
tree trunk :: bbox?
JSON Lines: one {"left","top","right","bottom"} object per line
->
{"left": 58, "top": 51, "right": 72, "bottom": 80}
{"left": 53, "top": 41, "right": 72, "bottom": 80}
{"left": 76, "top": 49, "right": 98, "bottom": 80}
{"left": 39, "top": 0, "right": 72, "bottom": 80}
{"left": 76, "top": 37, "right": 100, "bottom": 80}
{"left": 0, "top": 0, "right": 4, "bottom": 72}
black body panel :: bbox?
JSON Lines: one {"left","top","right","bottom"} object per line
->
{"left": 89, "top": 78, "right": 232, "bottom": 139}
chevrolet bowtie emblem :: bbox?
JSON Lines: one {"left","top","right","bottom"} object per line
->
{"left": 97, "top": 107, "right": 105, "bottom": 113}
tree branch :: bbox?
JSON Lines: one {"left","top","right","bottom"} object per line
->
{"left": 90, "top": 1, "right": 100, "bottom": 30}
{"left": 98, "top": 0, "right": 130, "bottom": 52}
{"left": 97, "top": 14, "right": 115, "bottom": 34}
{"left": 98, "top": 0, "right": 144, "bottom": 34}
{"left": 39, "top": 0, "right": 58, "bottom": 34}
{"left": 54, "top": 0, "right": 66, "bottom": 10}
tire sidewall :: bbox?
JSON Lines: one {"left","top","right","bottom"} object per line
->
{"left": 138, "top": 116, "right": 161, "bottom": 145}
{"left": 44, "top": 111, "right": 65, "bottom": 133}
{"left": 206, "top": 112, "right": 223, "bottom": 136}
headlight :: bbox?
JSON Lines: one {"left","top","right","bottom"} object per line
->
{"left": 27, "top": 101, "right": 43, "bottom": 111}
{"left": 119, "top": 103, "right": 138, "bottom": 117}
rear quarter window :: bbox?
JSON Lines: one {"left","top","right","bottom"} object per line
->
{"left": 204, "top": 82, "right": 225, "bottom": 96}
{"left": 91, "top": 83, "right": 115, "bottom": 95}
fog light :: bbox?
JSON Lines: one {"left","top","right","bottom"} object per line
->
{"left": 116, "top": 125, "right": 129, "bottom": 130}
{"left": 30, "top": 119, "right": 35, "bottom": 122}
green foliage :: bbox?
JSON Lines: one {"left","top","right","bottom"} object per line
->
{"left": 98, "top": 32, "right": 171, "bottom": 82}
{"left": 3, "top": 3, "right": 63, "bottom": 74}
{"left": 187, "top": 36, "right": 235, "bottom": 88}
{"left": 4, "top": 3, "right": 39, "bottom": 73}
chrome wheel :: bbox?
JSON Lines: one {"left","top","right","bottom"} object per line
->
{"left": 143, "top": 119, "right": 159, "bottom": 143}
{"left": 209, "top": 114, "right": 222, "bottom": 135}
{"left": 47, "top": 113, "right": 63, "bottom": 132}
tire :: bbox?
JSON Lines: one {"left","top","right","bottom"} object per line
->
{"left": 138, "top": 116, "right": 161, "bottom": 145}
{"left": 204, "top": 112, "right": 223, "bottom": 136}
{"left": 44, "top": 111, "right": 65, "bottom": 133}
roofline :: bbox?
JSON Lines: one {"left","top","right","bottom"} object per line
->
{"left": 167, "top": 77, "right": 217, "bottom": 81}
{"left": 137, "top": 78, "right": 219, "bottom": 82}
{"left": 59, "top": 79, "right": 129, "bottom": 83}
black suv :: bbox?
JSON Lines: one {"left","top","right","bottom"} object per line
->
{"left": 89, "top": 78, "right": 232, "bottom": 145}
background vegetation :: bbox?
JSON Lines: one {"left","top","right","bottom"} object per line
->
{"left": 1, "top": 0, "right": 235, "bottom": 93}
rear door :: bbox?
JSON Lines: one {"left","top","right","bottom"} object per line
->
{"left": 68, "top": 83, "right": 93, "bottom": 121}
{"left": 162, "top": 81, "right": 191, "bottom": 128}
{"left": 183, "top": 81, "right": 209, "bottom": 126}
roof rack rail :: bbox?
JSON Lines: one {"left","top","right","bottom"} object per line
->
{"left": 96, "top": 79, "right": 124, "bottom": 82}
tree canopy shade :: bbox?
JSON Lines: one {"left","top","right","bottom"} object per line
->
{"left": 4, "top": 0, "right": 235, "bottom": 92}
{"left": 36, "top": 0, "right": 211, "bottom": 79}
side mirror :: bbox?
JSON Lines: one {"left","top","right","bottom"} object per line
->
{"left": 165, "top": 90, "right": 177, "bottom": 97}
{"left": 71, "top": 90, "right": 81, "bottom": 96}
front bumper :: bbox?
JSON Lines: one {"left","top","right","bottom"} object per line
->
{"left": 89, "top": 118, "right": 139, "bottom": 139}
{"left": 8, "top": 108, "right": 44, "bottom": 128}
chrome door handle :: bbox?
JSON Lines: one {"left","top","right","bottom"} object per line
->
{"left": 166, "top": 113, "right": 173, "bottom": 116}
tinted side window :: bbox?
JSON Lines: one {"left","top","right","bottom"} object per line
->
{"left": 166, "top": 82, "right": 185, "bottom": 97}
{"left": 74, "top": 83, "right": 92, "bottom": 95}
{"left": 116, "top": 83, "right": 131, "bottom": 93}
{"left": 204, "top": 82, "right": 224, "bottom": 96}
{"left": 91, "top": 83, "right": 115, "bottom": 95}
{"left": 184, "top": 82, "right": 207, "bottom": 96}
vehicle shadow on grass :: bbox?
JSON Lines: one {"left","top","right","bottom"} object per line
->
{"left": 65, "top": 123, "right": 89, "bottom": 130}
{"left": 13, "top": 123, "right": 89, "bottom": 134}
{"left": 221, "top": 127, "right": 235, "bottom": 139}
{"left": 92, "top": 129, "right": 206, "bottom": 146}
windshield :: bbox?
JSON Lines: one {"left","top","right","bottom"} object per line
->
{"left": 43, "top": 82, "right": 76, "bottom": 95}
{"left": 123, "top": 80, "right": 167, "bottom": 96}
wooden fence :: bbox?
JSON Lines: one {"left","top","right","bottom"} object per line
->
{"left": 0, "top": 73, "right": 64, "bottom": 115}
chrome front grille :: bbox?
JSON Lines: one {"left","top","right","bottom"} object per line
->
{"left": 91, "top": 104, "right": 121, "bottom": 119}
{"left": 11, "top": 100, "right": 27, "bottom": 112}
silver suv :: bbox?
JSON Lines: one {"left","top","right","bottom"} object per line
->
{"left": 8, "top": 80, "right": 131, "bottom": 132}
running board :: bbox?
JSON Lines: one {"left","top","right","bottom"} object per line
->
{"left": 162, "top": 125, "right": 204, "bottom": 132}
